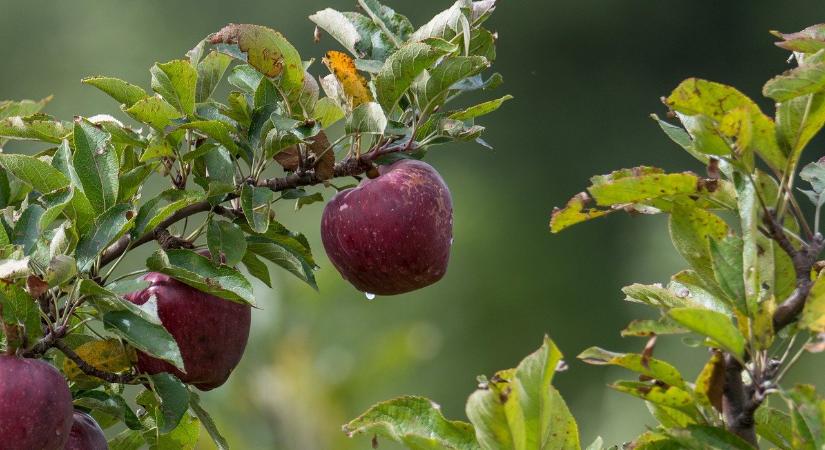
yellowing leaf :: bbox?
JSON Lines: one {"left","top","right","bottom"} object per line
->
{"left": 802, "top": 271, "right": 825, "bottom": 333}
{"left": 550, "top": 192, "right": 613, "bottom": 233}
{"left": 63, "top": 339, "right": 136, "bottom": 383}
{"left": 323, "top": 50, "right": 372, "bottom": 108}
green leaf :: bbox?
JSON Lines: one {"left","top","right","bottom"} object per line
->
{"left": 196, "top": 51, "right": 232, "bottom": 103}
{"left": 669, "top": 425, "right": 756, "bottom": 450}
{"left": 102, "top": 310, "right": 184, "bottom": 370}
{"left": 666, "top": 78, "right": 784, "bottom": 171}
{"left": 123, "top": 96, "right": 182, "bottom": 131}
{"left": 358, "top": 0, "right": 413, "bottom": 43}
{"left": 309, "top": 9, "right": 363, "bottom": 57}
{"left": 240, "top": 184, "right": 272, "bottom": 234}
{"left": 0, "top": 97, "right": 50, "bottom": 119}
{"left": 376, "top": 42, "right": 446, "bottom": 111}
{"left": 74, "top": 390, "right": 143, "bottom": 431}
{"left": 82, "top": 76, "right": 148, "bottom": 107}
{"left": 0, "top": 153, "right": 69, "bottom": 193}
{"left": 588, "top": 167, "right": 700, "bottom": 206}
{"left": 202, "top": 145, "right": 235, "bottom": 186}
{"left": 146, "top": 249, "right": 255, "bottom": 305}
{"left": 777, "top": 92, "right": 825, "bottom": 156}
{"left": 415, "top": 56, "right": 490, "bottom": 108}
{"left": 108, "top": 429, "right": 145, "bottom": 450}
{"left": 610, "top": 381, "right": 696, "bottom": 413}
{"left": 247, "top": 239, "right": 317, "bottom": 289}
{"left": 207, "top": 220, "right": 246, "bottom": 267}
{"left": 773, "top": 25, "right": 825, "bottom": 53}
{"left": 73, "top": 118, "right": 120, "bottom": 213}
{"left": 620, "top": 318, "right": 687, "bottom": 337}
{"left": 0, "top": 284, "right": 41, "bottom": 348}
{"left": 0, "top": 114, "right": 70, "bottom": 143}
{"left": 708, "top": 236, "right": 747, "bottom": 313}
{"left": 577, "top": 347, "right": 686, "bottom": 389}
{"left": 346, "top": 102, "right": 388, "bottom": 134}
{"left": 763, "top": 50, "right": 825, "bottom": 102}
{"left": 241, "top": 250, "right": 271, "bottom": 288}
{"left": 211, "top": 24, "right": 304, "bottom": 94}
{"left": 667, "top": 307, "right": 746, "bottom": 360}
{"left": 145, "top": 413, "right": 200, "bottom": 449}
{"left": 313, "top": 97, "right": 346, "bottom": 128}
{"left": 465, "top": 336, "right": 580, "bottom": 450}
{"left": 227, "top": 65, "right": 263, "bottom": 94}
{"left": 449, "top": 95, "right": 513, "bottom": 121}
{"left": 118, "top": 165, "right": 154, "bottom": 203}
{"left": 344, "top": 396, "right": 479, "bottom": 450}
{"left": 133, "top": 190, "right": 204, "bottom": 238}
{"left": 151, "top": 60, "right": 198, "bottom": 116}
{"left": 175, "top": 120, "right": 240, "bottom": 155}
{"left": 410, "top": 1, "right": 465, "bottom": 42}
{"left": 38, "top": 186, "right": 74, "bottom": 230}
{"left": 668, "top": 204, "right": 729, "bottom": 288}
{"left": 190, "top": 392, "right": 229, "bottom": 450}
{"left": 76, "top": 204, "right": 135, "bottom": 271}
{"left": 148, "top": 374, "right": 190, "bottom": 434}
{"left": 756, "top": 407, "right": 793, "bottom": 450}
{"left": 12, "top": 204, "right": 44, "bottom": 253}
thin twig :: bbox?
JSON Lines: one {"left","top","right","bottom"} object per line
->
{"left": 54, "top": 340, "right": 138, "bottom": 384}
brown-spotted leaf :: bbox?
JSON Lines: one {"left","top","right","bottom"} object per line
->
{"left": 550, "top": 191, "right": 612, "bottom": 233}
{"left": 309, "top": 131, "right": 334, "bottom": 181}
{"left": 210, "top": 23, "right": 304, "bottom": 92}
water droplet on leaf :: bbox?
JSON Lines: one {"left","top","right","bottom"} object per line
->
{"left": 365, "top": 292, "right": 376, "bottom": 300}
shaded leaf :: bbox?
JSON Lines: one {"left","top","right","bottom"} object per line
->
{"left": 76, "top": 204, "right": 135, "bottom": 271}
{"left": 73, "top": 118, "right": 120, "bottom": 213}
{"left": 207, "top": 220, "right": 246, "bottom": 267}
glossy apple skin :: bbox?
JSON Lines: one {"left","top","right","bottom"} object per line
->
{"left": 125, "top": 272, "right": 251, "bottom": 391}
{"left": 65, "top": 411, "right": 108, "bottom": 450}
{"left": 0, "top": 356, "right": 73, "bottom": 450}
{"left": 321, "top": 159, "right": 453, "bottom": 295}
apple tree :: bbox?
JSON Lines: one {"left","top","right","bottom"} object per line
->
{"left": 0, "top": 0, "right": 507, "bottom": 448}
{"left": 342, "top": 23, "right": 825, "bottom": 450}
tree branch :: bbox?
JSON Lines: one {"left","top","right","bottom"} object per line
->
{"left": 722, "top": 355, "right": 757, "bottom": 445}
{"left": 99, "top": 142, "right": 416, "bottom": 268}
{"left": 54, "top": 339, "right": 138, "bottom": 384}
{"left": 723, "top": 210, "right": 825, "bottom": 444}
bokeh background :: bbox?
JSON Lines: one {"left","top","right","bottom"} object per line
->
{"left": 2, "top": 1, "right": 825, "bottom": 448}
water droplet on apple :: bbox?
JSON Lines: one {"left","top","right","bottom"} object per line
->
{"left": 365, "top": 292, "right": 376, "bottom": 300}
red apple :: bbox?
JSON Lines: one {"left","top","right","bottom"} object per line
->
{"left": 0, "top": 355, "right": 73, "bottom": 450}
{"left": 321, "top": 159, "right": 453, "bottom": 295}
{"left": 65, "top": 411, "right": 108, "bottom": 450}
{"left": 125, "top": 272, "right": 251, "bottom": 390}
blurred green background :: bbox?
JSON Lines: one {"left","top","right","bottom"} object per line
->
{"left": 2, "top": 1, "right": 825, "bottom": 448}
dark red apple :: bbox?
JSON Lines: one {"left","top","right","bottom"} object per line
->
{"left": 0, "top": 355, "right": 73, "bottom": 450}
{"left": 321, "top": 159, "right": 453, "bottom": 295}
{"left": 65, "top": 411, "right": 108, "bottom": 450}
{"left": 125, "top": 272, "right": 251, "bottom": 390}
